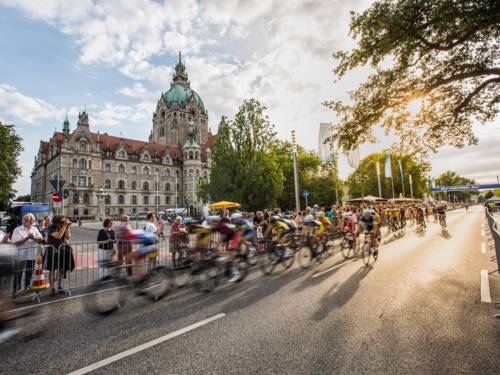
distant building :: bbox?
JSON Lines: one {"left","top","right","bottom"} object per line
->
{"left": 31, "top": 53, "right": 212, "bottom": 218}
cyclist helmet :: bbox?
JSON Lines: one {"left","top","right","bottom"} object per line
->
{"left": 362, "top": 209, "right": 372, "bottom": 216}
{"left": 206, "top": 215, "right": 222, "bottom": 225}
{"left": 303, "top": 214, "right": 315, "bottom": 223}
{"left": 230, "top": 212, "right": 243, "bottom": 223}
{"left": 270, "top": 215, "right": 280, "bottom": 223}
{"left": 317, "top": 211, "right": 325, "bottom": 218}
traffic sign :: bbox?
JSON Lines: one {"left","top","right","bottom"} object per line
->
{"left": 50, "top": 179, "right": 65, "bottom": 191}
{"left": 303, "top": 191, "right": 309, "bottom": 198}
{"left": 52, "top": 192, "right": 62, "bottom": 202}
{"left": 63, "top": 189, "right": 70, "bottom": 199}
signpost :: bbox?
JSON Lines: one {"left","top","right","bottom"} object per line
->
{"left": 303, "top": 190, "right": 309, "bottom": 208}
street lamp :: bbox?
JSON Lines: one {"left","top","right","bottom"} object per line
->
{"left": 291, "top": 130, "right": 300, "bottom": 213}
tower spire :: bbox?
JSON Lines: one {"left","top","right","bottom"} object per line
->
{"left": 63, "top": 111, "right": 70, "bottom": 134}
{"left": 178, "top": 51, "right": 182, "bottom": 64}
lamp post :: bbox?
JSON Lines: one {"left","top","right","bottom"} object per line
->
{"left": 291, "top": 130, "right": 300, "bottom": 212}
{"left": 329, "top": 124, "right": 339, "bottom": 206}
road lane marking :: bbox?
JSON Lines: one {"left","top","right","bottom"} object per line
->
{"left": 67, "top": 313, "right": 226, "bottom": 375}
{"left": 481, "top": 242, "right": 486, "bottom": 254}
{"left": 480, "top": 270, "right": 492, "bottom": 303}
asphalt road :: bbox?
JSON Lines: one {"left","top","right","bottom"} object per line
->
{"left": 2, "top": 206, "right": 499, "bottom": 374}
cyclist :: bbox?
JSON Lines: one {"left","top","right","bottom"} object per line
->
{"left": 265, "top": 215, "right": 295, "bottom": 258}
{"left": 436, "top": 204, "right": 447, "bottom": 228}
{"left": 358, "top": 209, "right": 379, "bottom": 253}
{"left": 341, "top": 211, "right": 358, "bottom": 249}
{"left": 416, "top": 205, "right": 426, "bottom": 229}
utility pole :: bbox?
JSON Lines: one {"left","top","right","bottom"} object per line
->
{"left": 409, "top": 174, "right": 414, "bottom": 199}
{"left": 375, "top": 161, "right": 382, "bottom": 198}
{"left": 292, "top": 130, "right": 300, "bottom": 212}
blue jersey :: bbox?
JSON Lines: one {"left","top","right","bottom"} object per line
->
{"left": 359, "top": 215, "right": 376, "bottom": 231}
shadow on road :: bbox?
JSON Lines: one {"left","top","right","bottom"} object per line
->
{"left": 310, "top": 266, "right": 372, "bottom": 321}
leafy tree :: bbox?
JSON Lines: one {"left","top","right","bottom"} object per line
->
{"left": 325, "top": 0, "right": 500, "bottom": 153}
{"left": 14, "top": 194, "right": 31, "bottom": 202}
{"left": 0, "top": 122, "right": 23, "bottom": 210}
{"left": 202, "top": 100, "right": 284, "bottom": 211}
{"left": 484, "top": 190, "right": 494, "bottom": 200}
{"left": 434, "top": 170, "right": 477, "bottom": 202}
{"left": 494, "top": 188, "right": 500, "bottom": 197}
{"left": 347, "top": 152, "right": 430, "bottom": 199}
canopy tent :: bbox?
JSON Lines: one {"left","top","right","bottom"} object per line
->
{"left": 388, "top": 197, "right": 421, "bottom": 203}
{"left": 486, "top": 196, "right": 500, "bottom": 202}
{"left": 348, "top": 195, "right": 388, "bottom": 203}
{"left": 208, "top": 201, "right": 241, "bottom": 209}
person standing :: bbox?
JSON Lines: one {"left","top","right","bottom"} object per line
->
{"left": 45, "top": 215, "right": 73, "bottom": 295}
{"left": 169, "top": 216, "right": 184, "bottom": 267}
{"left": 115, "top": 215, "right": 132, "bottom": 276}
{"left": 11, "top": 214, "right": 43, "bottom": 295}
{"left": 144, "top": 213, "right": 161, "bottom": 268}
{"left": 97, "top": 218, "right": 115, "bottom": 278}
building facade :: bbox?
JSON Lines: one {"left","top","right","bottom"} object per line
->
{"left": 31, "top": 54, "right": 212, "bottom": 219}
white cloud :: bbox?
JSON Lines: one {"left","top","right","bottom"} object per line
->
{"left": 91, "top": 101, "right": 155, "bottom": 127}
{"left": 0, "top": 83, "right": 64, "bottom": 124}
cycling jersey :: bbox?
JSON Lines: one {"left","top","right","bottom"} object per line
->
{"left": 359, "top": 215, "right": 377, "bottom": 232}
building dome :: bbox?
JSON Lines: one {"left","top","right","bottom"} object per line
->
{"left": 163, "top": 85, "right": 206, "bottom": 114}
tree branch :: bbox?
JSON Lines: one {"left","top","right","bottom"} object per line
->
{"left": 427, "top": 68, "right": 500, "bottom": 92}
{"left": 453, "top": 77, "right": 500, "bottom": 115}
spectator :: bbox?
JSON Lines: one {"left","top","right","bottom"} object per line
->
{"left": 39, "top": 216, "right": 52, "bottom": 243}
{"left": 145, "top": 213, "right": 161, "bottom": 267}
{"left": 45, "top": 215, "right": 73, "bottom": 295}
{"left": 97, "top": 218, "right": 115, "bottom": 278}
{"left": 169, "top": 216, "right": 184, "bottom": 267}
{"left": 115, "top": 215, "right": 132, "bottom": 276}
{"left": 11, "top": 214, "right": 43, "bottom": 295}
{"left": 157, "top": 215, "right": 165, "bottom": 238}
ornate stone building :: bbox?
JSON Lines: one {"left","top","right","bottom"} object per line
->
{"left": 31, "top": 53, "right": 212, "bottom": 218}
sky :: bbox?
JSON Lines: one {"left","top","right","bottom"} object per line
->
{"left": 0, "top": 0, "right": 499, "bottom": 196}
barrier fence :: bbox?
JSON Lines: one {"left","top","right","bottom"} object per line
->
{"left": 485, "top": 208, "right": 500, "bottom": 275}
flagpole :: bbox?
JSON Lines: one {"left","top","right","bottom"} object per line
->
{"left": 375, "top": 161, "right": 382, "bottom": 198}
{"left": 391, "top": 176, "right": 395, "bottom": 199}
{"left": 409, "top": 174, "right": 414, "bottom": 199}
{"left": 330, "top": 124, "right": 339, "bottom": 205}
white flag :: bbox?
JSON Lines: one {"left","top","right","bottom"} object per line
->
{"left": 346, "top": 147, "right": 360, "bottom": 168}
{"left": 318, "top": 123, "right": 332, "bottom": 162}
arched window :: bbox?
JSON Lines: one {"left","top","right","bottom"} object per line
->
{"left": 72, "top": 159, "right": 78, "bottom": 168}
{"left": 131, "top": 195, "right": 137, "bottom": 205}
{"left": 195, "top": 151, "right": 199, "bottom": 159}
{"left": 83, "top": 193, "right": 90, "bottom": 204}
{"left": 118, "top": 195, "right": 125, "bottom": 204}
{"left": 118, "top": 164, "right": 125, "bottom": 173}
{"left": 79, "top": 159, "right": 86, "bottom": 169}
{"left": 105, "top": 195, "right": 111, "bottom": 205}
{"left": 105, "top": 179, "right": 111, "bottom": 189}
{"left": 131, "top": 181, "right": 137, "bottom": 190}
{"left": 143, "top": 167, "right": 149, "bottom": 175}
{"left": 143, "top": 181, "right": 149, "bottom": 191}
{"left": 79, "top": 141, "right": 87, "bottom": 152}
{"left": 189, "top": 169, "right": 194, "bottom": 177}
{"left": 160, "top": 127, "right": 165, "bottom": 137}
{"left": 143, "top": 154, "right": 150, "bottom": 162}
{"left": 154, "top": 182, "right": 159, "bottom": 191}
{"left": 195, "top": 169, "right": 200, "bottom": 177}
{"left": 176, "top": 170, "right": 180, "bottom": 177}
{"left": 165, "top": 183, "right": 171, "bottom": 191}
{"left": 105, "top": 163, "right": 111, "bottom": 172}
{"left": 132, "top": 166, "right": 137, "bottom": 174}
{"left": 203, "top": 171, "right": 208, "bottom": 179}
{"left": 118, "top": 150, "right": 125, "bottom": 158}
{"left": 118, "top": 180, "right": 125, "bottom": 189}
{"left": 155, "top": 196, "right": 160, "bottom": 205}
{"left": 73, "top": 194, "right": 79, "bottom": 204}
{"left": 144, "top": 196, "right": 149, "bottom": 205}
{"left": 189, "top": 151, "right": 193, "bottom": 160}
{"left": 88, "top": 161, "right": 92, "bottom": 170}
{"left": 165, "top": 169, "right": 170, "bottom": 177}
{"left": 166, "top": 196, "right": 170, "bottom": 205}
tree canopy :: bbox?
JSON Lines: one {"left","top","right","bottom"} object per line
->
{"left": 325, "top": 0, "right": 500, "bottom": 153}
{"left": 346, "top": 152, "right": 430, "bottom": 199}
{"left": 434, "top": 170, "right": 478, "bottom": 202}
{"left": 0, "top": 122, "right": 23, "bottom": 210}
{"left": 199, "top": 100, "right": 284, "bottom": 211}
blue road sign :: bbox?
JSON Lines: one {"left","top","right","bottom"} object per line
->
{"left": 303, "top": 191, "right": 309, "bottom": 198}
{"left": 431, "top": 183, "right": 500, "bottom": 192}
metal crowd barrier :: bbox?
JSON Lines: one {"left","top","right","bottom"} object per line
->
{"left": 485, "top": 208, "right": 500, "bottom": 275}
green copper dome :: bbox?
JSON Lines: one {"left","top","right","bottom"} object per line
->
{"left": 163, "top": 84, "right": 206, "bottom": 114}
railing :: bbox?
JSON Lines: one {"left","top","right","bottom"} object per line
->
{"left": 485, "top": 208, "right": 500, "bottom": 275}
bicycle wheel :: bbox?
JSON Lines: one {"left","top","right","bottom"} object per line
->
{"left": 260, "top": 250, "right": 277, "bottom": 275}
{"left": 297, "top": 246, "right": 313, "bottom": 268}
{"left": 340, "top": 238, "right": 351, "bottom": 259}
{"left": 143, "top": 266, "right": 174, "bottom": 301}
{"left": 281, "top": 250, "right": 295, "bottom": 269}
{"left": 362, "top": 242, "right": 371, "bottom": 266}
{"left": 372, "top": 245, "right": 379, "bottom": 262}
{"left": 192, "top": 267, "right": 217, "bottom": 292}
{"left": 241, "top": 242, "right": 258, "bottom": 266}
{"left": 84, "top": 275, "right": 128, "bottom": 316}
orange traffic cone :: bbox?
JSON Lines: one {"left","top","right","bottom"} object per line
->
{"left": 31, "top": 254, "right": 50, "bottom": 289}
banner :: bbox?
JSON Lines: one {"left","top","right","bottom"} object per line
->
{"left": 318, "top": 123, "right": 333, "bottom": 162}
{"left": 346, "top": 147, "right": 360, "bottom": 168}
{"left": 384, "top": 153, "right": 392, "bottom": 178}
{"left": 409, "top": 174, "right": 413, "bottom": 184}
{"left": 397, "top": 159, "right": 404, "bottom": 181}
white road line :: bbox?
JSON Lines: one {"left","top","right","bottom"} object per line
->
{"left": 481, "top": 242, "right": 486, "bottom": 254}
{"left": 67, "top": 313, "right": 226, "bottom": 375}
{"left": 480, "top": 270, "right": 492, "bottom": 303}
